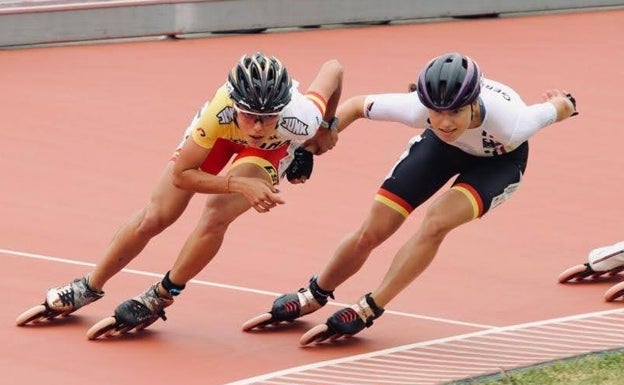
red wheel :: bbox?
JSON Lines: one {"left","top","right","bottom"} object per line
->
{"left": 558, "top": 264, "right": 592, "bottom": 283}
{"left": 241, "top": 313, "right": 273, "bottom": 331}
{"left": 604, "top": 282, "right": 624, "bottom": 302}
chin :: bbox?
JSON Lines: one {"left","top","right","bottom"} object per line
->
{"left": 436, "top": 131, "right": 458, "bottom": 143}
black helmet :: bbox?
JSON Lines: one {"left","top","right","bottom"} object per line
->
{"left": 227, "top": 52, "right": 292, "bottom": 113}
{"left": 416, "top": 52, "right": 482, "bottom": 111}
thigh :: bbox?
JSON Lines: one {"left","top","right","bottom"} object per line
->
{"left": 453, "top": 142, "right": 529, "bottom": 217}
{"left": 201, "top": 161, "right": 274, "bottom": 224}
{"left": 149, "top": 161, "right": 195, "bottom": 219}
{"left": 230, "top": 144, "right": 290, "bottom": 186}
{"left": 378, "top": 130, "right": 464, "bottom": 217}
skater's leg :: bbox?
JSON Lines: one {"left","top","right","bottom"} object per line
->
{"left": 316, "top": 201, "right": 405, "bottom": 291}
{"left": 88, "top": 162, "right": 194, "bottom": 291}
{"left": 243, "top": 201, "right": 405, "bottom": 331}
{"left": 161, "top": 163, "right": 268, "bottom": 292}
{"left": 88, "top": 161, "right": 275, "bottom": 337}
{"left": 299, "top": 190, "right": 474, "bottom": 344}
{"left": 371, "top": 189, "right": 473, "bottom": 307}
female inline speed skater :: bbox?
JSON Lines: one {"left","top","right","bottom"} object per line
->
{"left": 244, "top": 52, "right": 578, "bottom": 344}
{"left": 16, "top": 52, "right": 343, "bottom": 340}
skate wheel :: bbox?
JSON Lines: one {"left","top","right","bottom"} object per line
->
{"left": 242, "top": 313, "right": 273, "bottom": 331}
{"left": 299, "top": 324, "right": 332, "bottom": 346}
{"left": 15, "top": 305, "right": 47, "bottom": 326}
{"left": 558, "top": 264, "right": 591, "bottom": 283}
{"left": 86, "top": 317, "right": 117, "bottom": 340}
{"left": 604, "top": 282, "right": 624, "bottom": 302}
{"left": 607, "top": 266, "right": 624, "bottom": 276}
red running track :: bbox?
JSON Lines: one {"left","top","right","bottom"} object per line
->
{"left": 2, "top": 8, "right": 624, "bottom": 385}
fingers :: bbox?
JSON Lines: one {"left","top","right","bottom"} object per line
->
{"left": 289, "top": 177, "right": 308, "bottom": 184}
{"left": 251, "top": 190, "right": 285, "bottom": 213}
{"left": 307, "top": 128, "right": 338, "bottom": 155}
{"left": 541, "top": 88, "right": 569, "bottom": 101}
{"left": 302, "top": 141, "right": 320, "bottom": 155}
{"left": 236, "top": 177, "right": 284, "bottom": 213}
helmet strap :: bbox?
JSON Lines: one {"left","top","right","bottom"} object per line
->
{"left": 469, "top": 98, "right": 484, "bottom": 128}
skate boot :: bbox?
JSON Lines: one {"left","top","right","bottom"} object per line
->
{"left": 86, "top": 283, "right": 173, "bottom": 340}
{"left": 300, "top": 292, "right": 384, "bottom": 345}
{"left": 16, "top": 277, "right": 104, "bottom": 326}
{"left": 242, "top": 275, "right": 334, "bottom": 331}
{"left": 559, "top": 241, "right": 624, "bottom": 283}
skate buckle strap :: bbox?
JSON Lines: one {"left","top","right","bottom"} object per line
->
{"left": 139, "top": 285, "right": 173, "bottom": 312}
{"left": 309, "top": 275, "right": 335, "bottom": 304}
{"left": 297, "top": 288, "right": 322, "bottom": 315}
{"left": 350, "top": 293, "right": 384, "bottom": 327}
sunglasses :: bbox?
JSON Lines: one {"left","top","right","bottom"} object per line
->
{"left": 233, "top": 104, "right": 281, "bottom": 124}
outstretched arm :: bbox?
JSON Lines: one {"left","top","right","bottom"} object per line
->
{"left": 303, "top": 93, "right": 368, "bottom": 155}
{"left": 335, "top": 95, "right": 368, "bottom": 133}
{"left": 304, "top": 60, "right": 344, "bottom": 155}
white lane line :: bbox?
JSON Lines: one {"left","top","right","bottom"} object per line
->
{"left": 222, "top": 308, "right": 624, "bottom": 385}
{"left": 11, "top": 246, "right": 621, "bottom": 385}
{"left": 1, "top": 247, "right": 494, "bottom": 329}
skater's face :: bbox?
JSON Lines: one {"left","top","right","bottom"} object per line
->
{"left": 234, "top": 104, "right": 281, "bottom": 148}
{"left": 427, "top": 103, "right": 474, "bottom": 143}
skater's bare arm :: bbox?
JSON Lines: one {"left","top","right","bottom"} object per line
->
{"left": 172, "top": 138, "right": 283, "bottom": 212}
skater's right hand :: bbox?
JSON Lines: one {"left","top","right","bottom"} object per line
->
{"left": 228, "top": 176, "right": 284, "bottom": 213}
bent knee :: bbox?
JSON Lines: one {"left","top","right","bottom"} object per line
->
{"left": 353, "top": 227, "right": 387, "bottom": 252}
{"left": 197, "top": 200, "right": 243, "bottom": 235}
{"left": 420, "top": 209, "right": 455, "bottom": 242}
{"left": 137, "top": 209, "right": 174, "bottom": 237}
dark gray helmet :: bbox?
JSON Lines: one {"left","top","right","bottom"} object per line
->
{"left": 227, "top": 52, "right": 292, "bottom": 113}
{"left": 417, "top": 52, "right": 482, "bottom": 110}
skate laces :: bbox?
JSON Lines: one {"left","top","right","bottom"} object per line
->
{"left": 56, "top": 284, "right": 75, "bottom": 307}
{"left": 46, "top": 277, "right": 103, "bottom": 311}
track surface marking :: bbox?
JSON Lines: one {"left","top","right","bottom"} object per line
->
{"left": 2, "top": 9, "right": 623, "bottom": 385}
